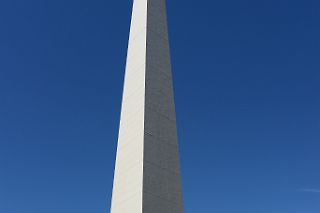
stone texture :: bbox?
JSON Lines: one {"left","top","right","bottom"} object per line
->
{"left": 111, "top": 0, "right": 183, "bottom": 212}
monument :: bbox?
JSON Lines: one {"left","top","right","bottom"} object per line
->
{"left": 111, "top": 0, "right": 184, "bottom": 212}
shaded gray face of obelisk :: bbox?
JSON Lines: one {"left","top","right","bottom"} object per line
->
{"left": 111, "top": 0, "right": 184, "bottom": 212}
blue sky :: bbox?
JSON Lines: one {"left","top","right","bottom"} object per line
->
{"left": 0, "top": 0, "right": 319, "bottom": 212}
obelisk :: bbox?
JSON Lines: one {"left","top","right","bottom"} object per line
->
{"left": 110, "top": 0, "right": 184, "bottom": 212}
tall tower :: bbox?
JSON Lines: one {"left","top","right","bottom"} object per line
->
{"left": 111, "top": 0, "right": 183, "bottom": 212}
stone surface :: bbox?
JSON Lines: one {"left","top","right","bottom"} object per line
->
{"left": 111, "top": 0, "right": 183, "bottom": 212}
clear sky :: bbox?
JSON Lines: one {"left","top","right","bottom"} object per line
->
{"left": 0, "top": 0, "right": 319, "bottom": 212}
